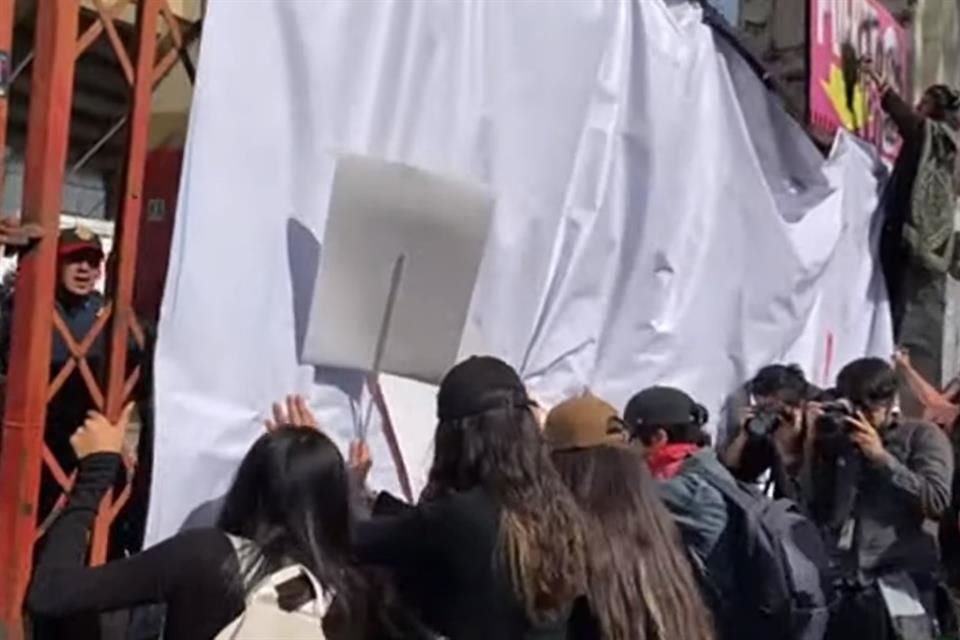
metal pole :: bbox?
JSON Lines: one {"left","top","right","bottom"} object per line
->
{"left": 0, "top": 0, "right": 80, "bottom": 636}
{"left": 92, "top": 0, "right": 163, "bottom": 566}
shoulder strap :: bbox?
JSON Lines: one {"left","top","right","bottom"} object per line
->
{"left": 686, "top": 451, "right": 764, "bottom": 515}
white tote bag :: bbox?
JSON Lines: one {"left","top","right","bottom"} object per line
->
{"left": 215, "top": 536, "right": 330, "bottom": 639}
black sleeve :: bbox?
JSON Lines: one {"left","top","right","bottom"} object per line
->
{"left": 881, "top": 89, "right": 924, "bottom": 140}
{"left": 373, "top": 491, "right": 414, "bottom": 517}
{"left": 729, "top": 438, "right": 775, "bottom": 484}
{"left": 354, "top": 499, "right": 431, "bottom": 567}
{"left": 26, "top": 453, "right": 236, "bottom": 618}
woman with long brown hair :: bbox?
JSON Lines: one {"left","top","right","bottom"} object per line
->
{"left": 355, "top": 356, "right": 587, "bottom": 639}
{"left": 544, "top": 394, "right": 716, "bottom": 640}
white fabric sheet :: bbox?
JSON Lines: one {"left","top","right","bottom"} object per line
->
{"left": 146, "top": 0, "right": 892, "bottom": 544}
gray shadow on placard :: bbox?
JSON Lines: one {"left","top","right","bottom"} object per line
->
{"left": 285, "top": 218, "right": 367, "bottom": 405}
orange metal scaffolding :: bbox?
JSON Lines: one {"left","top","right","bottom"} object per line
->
{"left": 0, "top": 1, "right": 196, "bottom": 636}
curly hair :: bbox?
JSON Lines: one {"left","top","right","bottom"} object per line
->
{"left": 551, "top": 445, "right": 715, "bottom": 640}
{"left": 424, "top": 402, "right": 587, "bottom": 624}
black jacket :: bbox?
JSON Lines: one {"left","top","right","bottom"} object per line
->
{"left": 356, "top": 488, "right": 570, "bottom": 640}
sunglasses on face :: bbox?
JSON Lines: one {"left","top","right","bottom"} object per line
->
{"left": 64, "top": 250, "right": 104, "bottom": 267}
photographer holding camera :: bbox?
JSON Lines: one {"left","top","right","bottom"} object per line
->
{"left": 811, "top": 358, "right": 954, "bottom": 640}
{"left": 722, "top": 364, "right": 816, "bottom": 502}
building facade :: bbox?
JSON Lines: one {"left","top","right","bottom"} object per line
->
{"left": 733, "top": 0, "right": 959, "bottom": 121}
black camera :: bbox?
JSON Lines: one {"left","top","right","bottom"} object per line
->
{"left": 814, "top": 399, "right": 857, "bottom": 457}
{"left": 745, "top": 405, "right": 790, "bottom": 440}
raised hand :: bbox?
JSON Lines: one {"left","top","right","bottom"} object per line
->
{"left": 0, "top": 218, "right": 43, "bottom": 251}
{"left": 859, "top": 57, "right": 887, "bottom": 90}
{"left": 893, "top": 347, "right": 911, "bottom": 370}
{"left": 265, "top": 394, "right": 319, "bottom": 431}
{"left": 349, "top": 439, "right": 372, "bottom": 485}
{"left": 70, "top": 404, "right": 135, "bottom": 459}
{"left": 846, "top": 411, "right": 889, "bottom": 465}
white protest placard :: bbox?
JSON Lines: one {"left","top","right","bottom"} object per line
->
{"left": 303, "top": 154, "right": 495, "bottom": 384}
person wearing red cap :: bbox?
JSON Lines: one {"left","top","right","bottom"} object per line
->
{"left": 0, "top": 226, "right": 114, "bottom": 524}
{"left": 0, "top": 225, "right": 121, "bottom": 639}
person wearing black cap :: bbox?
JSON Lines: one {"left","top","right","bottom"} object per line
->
{"left": 623, "top": 386, "right": 711, "bottom": 480}
{"left": 354, "top": 356, "right": 587, "bottom": 640}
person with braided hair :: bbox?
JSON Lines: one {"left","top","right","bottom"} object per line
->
{"left": 863, "top": 61, "right": 959, "bottom": 399}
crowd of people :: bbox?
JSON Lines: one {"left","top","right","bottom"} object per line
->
{"left": 14, "top": 351, "right": 960, "bottom": 640}
{"left": 0, "top": 49, "right": 957, "bottom": 640}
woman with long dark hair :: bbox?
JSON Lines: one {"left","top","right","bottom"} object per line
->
{"left": 355, "top": 356, "right": 587, "bottom": 639}
{"left": 543, "top": 395, "right": 716, "bottom": 640}
{"left": 26, "top": 396, "right": 422, "bottom": 639}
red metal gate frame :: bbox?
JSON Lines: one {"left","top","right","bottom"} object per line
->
{"left": 0, "top": 1, "right": 195, "bottom": 636}
{"left": 0, "top": 0, "right": 13, "bottom": 196}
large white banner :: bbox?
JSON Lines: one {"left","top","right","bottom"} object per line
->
{"left": 146, "top": 0, "right": 892, "bottom": 544}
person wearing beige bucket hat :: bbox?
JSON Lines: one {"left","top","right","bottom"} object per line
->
{"left": 545, "top": 393, "right": 717, "bottom": 640}
{"left": 543, "top": 394, "right": 627, "bottom": 451}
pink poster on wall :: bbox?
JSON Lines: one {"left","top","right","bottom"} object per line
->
{"left": 810, "top": 0, "right": 911, "bottom": 161}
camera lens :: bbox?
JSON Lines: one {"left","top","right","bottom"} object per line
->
{"left": 746, "top": 410, "right": 781, "bottom": 440}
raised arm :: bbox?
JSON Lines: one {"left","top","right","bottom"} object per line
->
{"left": 894, "top": 349, "right": 951, "bottom": 409}
{"left": 861, "top": 59, "right": 924, "bottom": 138}
{"left": 27, "top": 452, "right": 234, "bottom": 616}
{"left": 881, "top": 89, "right": 924, "bottom": 138}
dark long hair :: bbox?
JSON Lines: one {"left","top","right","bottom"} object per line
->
{"left": 218, "top": 427, "right": 368, "bottom": 635}
{"left": 423, "top": 403, "right": 587, "bottom": 624}
{"left": 551, "top": 445, "right": 715, "bottom": 640}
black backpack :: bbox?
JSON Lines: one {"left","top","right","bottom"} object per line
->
{"left": 680, "top": 451, "right": 833, "bottom": 640}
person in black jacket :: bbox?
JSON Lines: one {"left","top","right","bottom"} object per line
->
{"left": 863, "top": 59, "right": 958, "bottom": 395}
{"left": 354, "top": 356, "right": 587, "bottom": 640}
{"left": 26, "top": 395, "right": 425, "bottom": 640}
{"left": 544, "top": 394, "right": 716, "bottom": 640}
